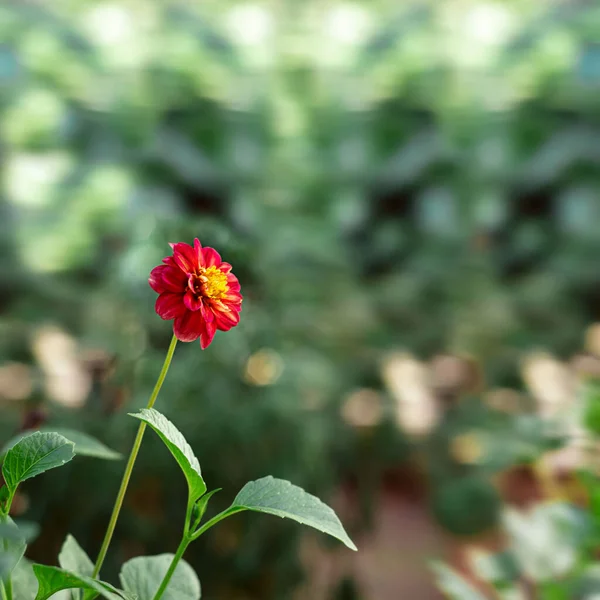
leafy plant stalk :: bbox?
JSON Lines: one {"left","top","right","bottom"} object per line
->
{"left": 152, "top": 484, "right": 224, "bottom": 596}
{"left": 191, "top": 507, "right": 243, "bottom": 540}
{"left": 151, "top": 504, "right": 254, "bottom": 597}
{"left": 92, "top": 335, "right": 178, "bottom": 577}
{"left": 0, "top": 491, "right": 14, "bottom": 518}
{"left": 151, "top": 536, "right": 190, "bottom": 600}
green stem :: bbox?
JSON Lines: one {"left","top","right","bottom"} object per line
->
{"left": 4, "top": 578, "right": 11, "bottom": 600}
{"left": 151, "top": 536, "right": 190, "bottom": 600}
{"left": 0, "top": 490, "right": 15, "bottom": 518}
{"left": 191, "top": 507, "right": 243, "bottom": 540}
{"left": 92, "top": 334, "right": 178, "bottom": 578}
{"left": 183, "top": 497, "right": 194, "bottom": 537}
{"left": 189, "top": 505, "right": 203, "bottom": 534}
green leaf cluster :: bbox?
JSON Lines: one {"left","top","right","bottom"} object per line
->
{"left": 0, "top": 412, "right": 355, "bottom": 599}
{"left": 0, "top": 430, "right": 128, "bottom": 599}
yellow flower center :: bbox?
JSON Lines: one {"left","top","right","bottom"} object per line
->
{"left": 198, "top": 266, "right": 228, "bottom": 299}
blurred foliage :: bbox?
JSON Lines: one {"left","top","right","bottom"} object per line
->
{"left": 1, "top": 0, "right": 600, "bottom": 598}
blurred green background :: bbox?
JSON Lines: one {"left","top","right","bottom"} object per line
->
{"left": 1, "top": 0, "right": 600, "bottom": 598}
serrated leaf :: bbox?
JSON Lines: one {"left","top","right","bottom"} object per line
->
{"left": 2, "top": 432, "right": 75, "bottom": 492}
{"left": 46, "top": 429, "right": 121, "bottom": 461}
{"left": 58, "top": 535, "right": 94, "bottom": 600}
{"left": 120, "top": 554, "right": 201, "bottom": 600}
{"left": 228, "top": 476, "right": 356, "bottom": 551}
{"left": 431, "top": 562, "right": 487, "bottom": 600}
{"left": 2, "top": 428, "right": 121, "bottom": 461}
{"left": 33, "top": 564, "right": 134, "bottom": 600}
{"left": 129, "top": 409, "right": 206, "bottom": 500}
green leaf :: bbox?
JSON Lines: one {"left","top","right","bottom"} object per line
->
{"left": 58, "top": 535, "right": 93, "bottom": 577}
{"left": 0, "top": 517, "right": 26, "bottom": 581}
{"left": 431, "top": 562, "right": 487, "bottom": 600}
{"left": 58, "top": 535, "right": 94, "bottom": 600}
{"left": 33, "top": 564, "right": 134, "bottom": 600}
{"left": 129, "top": 409, "right": 206, "bottom": 500}
{"left": 228, "top": 476, "right": 356, "bottom": 551}
{"left": 2, "top": 432, "right": 75, "bottom": 493}
{"left": 12, "top": 558, "right": 39, "bottom": 600}
{"left": 45, "top": 429, "right": 121, "bottom": 460}
{"left": 2, "top": 428, "right": 121, "bottom": 461}
{"left": 192, "top": 489, "right": 221, "bottom": 531}
{"left": 120, "top": 554, "right": 201, "bottom": 600}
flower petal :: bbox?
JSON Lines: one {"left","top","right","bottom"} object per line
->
{"left": 160, "top": 266, "right": 187, "bottom": 293}
{"left": 183, "top": 290, "right": 203, "bottom": 311}
{"left": 150, "top": 266, "right": 187, "bottom": 293}
{"left": 149, "top": 266, "right": 168, "bottom": 293}
{"left": 200, "top": 319, "right": 217, "bottom": 349}
{"left": 200, "top": 247, "right": 221, "bottom": 268}
{"left": 194, "top": 238, "right": 203, "bottom": 263}
{"left": 155, "top": 293, "right": 186, "bottom": 320}
{"left": 170, "top": 242, "right": 198, "bottom": 273}
{"left": 162, "top": 267, "right": 187, "bottom": 293}
{"left": 201, "top": 302, "right": 214, "bottom": 323}
{"left": 226, "top": 273, "right": 241, "bottom": 292}
{"left": 214, "top": 307, "right": 240, "bottom": 331}
{"left": 224, "top": 290, "right": 243, "bottom": 304}
{"left": 150, "top": 239, "right": 241, "bottom": 347}
{"left": 173, "top": 310, "right": 204, "bottom": 342}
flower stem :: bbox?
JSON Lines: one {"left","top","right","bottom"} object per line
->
{"left": 151, "top": 536, "right": 190, "bottom": 600}
{"left": 92, "top": 334, "right": 178, "bottom": 578}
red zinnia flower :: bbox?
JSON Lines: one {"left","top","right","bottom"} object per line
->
{"left": 149, "top": 239, "right": 242, "bottom": 349}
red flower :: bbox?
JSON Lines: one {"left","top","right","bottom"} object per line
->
{"left": 149, "top": 239, "right": 242, "bottom": 349}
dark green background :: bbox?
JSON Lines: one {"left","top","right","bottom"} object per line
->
{"left": 1, "top": 1, "right": 600, "bottom": 598}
